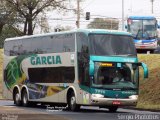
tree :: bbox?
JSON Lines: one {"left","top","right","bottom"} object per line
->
{"left": 87, "top": 18, "right": 119, "bottom": 30}
{"left": 5, "top": 0, "right": 71, "bottom": 35}
{"left": 54, "top": 25, "right": 73, "bottom": 32}
{"left": 0, "top": 25, "right": 21, "bottom": 48}
{"left": 0, "top": 0, "right": 15, "bottom": 35}
{"left": 40, "top": 14, "right": 50, "bottom": 33}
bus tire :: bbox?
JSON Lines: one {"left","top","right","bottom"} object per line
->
{"left": 22, "top": 89, "right": 30, "bottom": 107}
{"left": 13, "top": 90, "right": 22, "bottom": 106}
{"left": 68, "top": 92, "right": 80, "bottom": 111}
{"left": 108, "top": 106, "right": 118, "bottom": 112}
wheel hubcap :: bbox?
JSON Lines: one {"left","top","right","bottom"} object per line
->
{"left": 23, "top": 94, "right": 27, "bottom": 104}
{"left": 15, "top": 93, "right": 20, "bottom": 102}
{"left": 71, "top": 96, "right": 76, "bottom": 106}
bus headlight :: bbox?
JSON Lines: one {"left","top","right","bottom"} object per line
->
{"left": 129, "top": 95, "right": 138, "bottom": 100}
{"left": 91, "top": 94, "right": 104, "bottom": 98}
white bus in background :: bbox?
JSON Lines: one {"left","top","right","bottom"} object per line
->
{"left": 126, "top": 16, "right": 159, "bottom": 53}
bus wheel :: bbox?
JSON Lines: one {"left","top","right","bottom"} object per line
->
{"left": 68, "top": 92, "right": 80, "bottom": 111}
{"left": 22, "top": 90, "right": 30, "bottom": 107}
{"left": 108, "top": 106, "right": 118, "bottom": 112}
{"left": 14, "top": 90, "right": 21, "bottom": 106}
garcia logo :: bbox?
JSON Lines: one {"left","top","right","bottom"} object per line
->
{"left": 30, "top": 55, "right": 62, "bottom": 65}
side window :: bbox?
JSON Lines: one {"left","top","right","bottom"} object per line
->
{"left": 77, "top": 33, "right": 90, "bottom": 86}
{"left": 62, "top": 67, "right": 75, "bottom": 83}
{"left": 5, "top": 39, "right": 32, "bottom": 56}
{"left": 52, "top": 35, "right": 63, "bottom": 53}
{"left": 4, "top": 33, "right": 76, "bottom": 56}
{"left": 13, "top": 40, "right": 23, "bottom": 55}
{"left": 4, "top": 41, "right": 11, "bottom": 56}
{"left": 6, "top": 40, "right": 23, "bottom": 56}
{"left": 63, "top": 33, "right": 75, "bottom": 52}
{"left": 22, "top": 39, "right": 32, "bottom": 54}
{"left": 28, "top": 67, "right": 75, "bottom": 83}
{"left": 41, "top": 37, "right": 54, "bottom": 53}
{"left": 30, "top": 38, "right": 43, "bottom": 54}
{"left": 51, "top": 33, "right": 75, "bottom": 53}
{"left": 77, "top": 33, "right": 89, "bottom": 53}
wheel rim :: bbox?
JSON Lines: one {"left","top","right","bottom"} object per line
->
{"left": 70, "top": 96, "right": 76, "bottom": 108}
{"left": 15, "top": 93, "right": 20, "bottom": 103}
{"left": 23, "top": 93, "right": 27, "bottom": 105}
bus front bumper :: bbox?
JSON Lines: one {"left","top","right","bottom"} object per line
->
{"left": 135, "top": 43, "right": 157, "bottom": 50}
{"left": 91, "top": 95, "right": 138, "bottom": 106}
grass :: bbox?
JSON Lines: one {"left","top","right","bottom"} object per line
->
{"left": 0, "top": 49, "right": 3, "bottom": 99}
{"left": 0, "top": 51, "right": 160, "bottom": 109}
{"left": 137, "top": 54, "right": 160, "bottom": 110}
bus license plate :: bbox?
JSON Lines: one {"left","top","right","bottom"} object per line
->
{"left": 140, "top": 46, "right": 145, "bottom": 48}
{"left": 112, "top": 101, "right": 121, "bottom": 105}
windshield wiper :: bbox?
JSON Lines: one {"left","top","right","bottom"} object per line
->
{"left": 135, "top": 29, "right": 141, "bottom": 39}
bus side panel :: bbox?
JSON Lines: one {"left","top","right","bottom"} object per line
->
{"left": 2, "top": 79, "right": 12, "bottom": 99}
{"left": 24, "top": 52, "right": 76, "bottom": 103}
{"left": 2, "top": 55, "right": 16, "bottom": 100}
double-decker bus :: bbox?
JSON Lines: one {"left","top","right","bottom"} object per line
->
{"left": 127, "top": 16, "right": 159, "bottom": 53}
{"left": 3, "top": 29, "right": 148, "bottom": 112}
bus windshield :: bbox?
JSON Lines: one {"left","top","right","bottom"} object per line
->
{"left": 93, "top": 63, "right": 138, "bottom": 90}
{"left": 127, "top": 19, "right": 157, "bottom": 39}
{"left": 89, "top": 34, "right": 136, "bottom": 56}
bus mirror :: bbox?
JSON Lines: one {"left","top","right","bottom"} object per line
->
{"left": 89, "top": 60, "right": 94, "bottom": 75}
{"left": 132, "top": 63, "right": 139, "bottom": 70}
{"left": 141, "top": 62, "right": 148, "bottom": 79}
{"left": 136, "top": 62, "right": 142, "bottom": 66}
{"left": 158, "top": 24, "right": 160, "bottom": 29}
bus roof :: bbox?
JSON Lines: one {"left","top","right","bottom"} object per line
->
{"left": 77, "top": 29, "right": 131, "bottom": 36}
{"left": 5, "top": 29, "right": 131, "bottom": 42}
{"left": 128, "top": 16, "right": 156, "bottom": 20}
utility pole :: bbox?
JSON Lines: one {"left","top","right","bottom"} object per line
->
{"left": 76, "top": 0, "right": 80, "bottom": 28}
{"left": 151, "top": 0, "right": 155, "bottom": 14}
{"left": 122, "top": 0, "right": 124, "bottom": 31}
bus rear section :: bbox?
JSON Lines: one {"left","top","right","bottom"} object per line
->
{"left": 3, "top": 32, "right": 77, "bottom": 108}
{"left": 127, "top": 16, "right": 159, "bottom": 53}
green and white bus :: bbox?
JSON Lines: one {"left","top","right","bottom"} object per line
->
{"left": 3, "top": 29, "right": 148, "bottom": 112}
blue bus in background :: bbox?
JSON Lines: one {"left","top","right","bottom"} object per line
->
{"left": 127, "top": 16, "right": 159, "bottom": 53}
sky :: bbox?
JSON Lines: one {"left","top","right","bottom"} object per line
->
{"left": 37, "top": 0, "right": 160, "bottom": 33}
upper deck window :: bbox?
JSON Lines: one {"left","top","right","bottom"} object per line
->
{"left": 4, "top": 33, "right": 75, "bottom": 56}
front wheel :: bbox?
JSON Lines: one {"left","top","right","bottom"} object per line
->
{"left": 68, "top": 92, "right": 80, "bottom": 111}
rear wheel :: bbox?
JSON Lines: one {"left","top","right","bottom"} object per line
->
{"left": 22, "top": 90, "right": 30, "bottom": 107}
{"left": 108, "top": 106, "right": 118, "bottom": 112}
{"left": 13, "top": 90, "right": 21, "bottom": 106}
{"left": 68, "top": 92, "right": 80, "bottom": 111}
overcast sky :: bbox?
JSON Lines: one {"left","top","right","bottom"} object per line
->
{"left": 39, "top": 0, "right": 160, "bottom": 33}
{"left": 83, "top": 0, "right": 154, "bottom": 18}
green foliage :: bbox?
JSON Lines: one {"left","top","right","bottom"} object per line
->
{"left": 5, "top": 0, "right": 71, "bottom": 35}
{"left": 87, "top": 18, "right": 119, "bottom": 30}
{"left": 0, "top": 0, "right": 16, "bottom": 34}
{"left": 0, "top": 25, "right": 21, "bottom": 48}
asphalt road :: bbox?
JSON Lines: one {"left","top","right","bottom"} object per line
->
{"left": 0, "top": 100, "right": 160, "bottom": 120}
